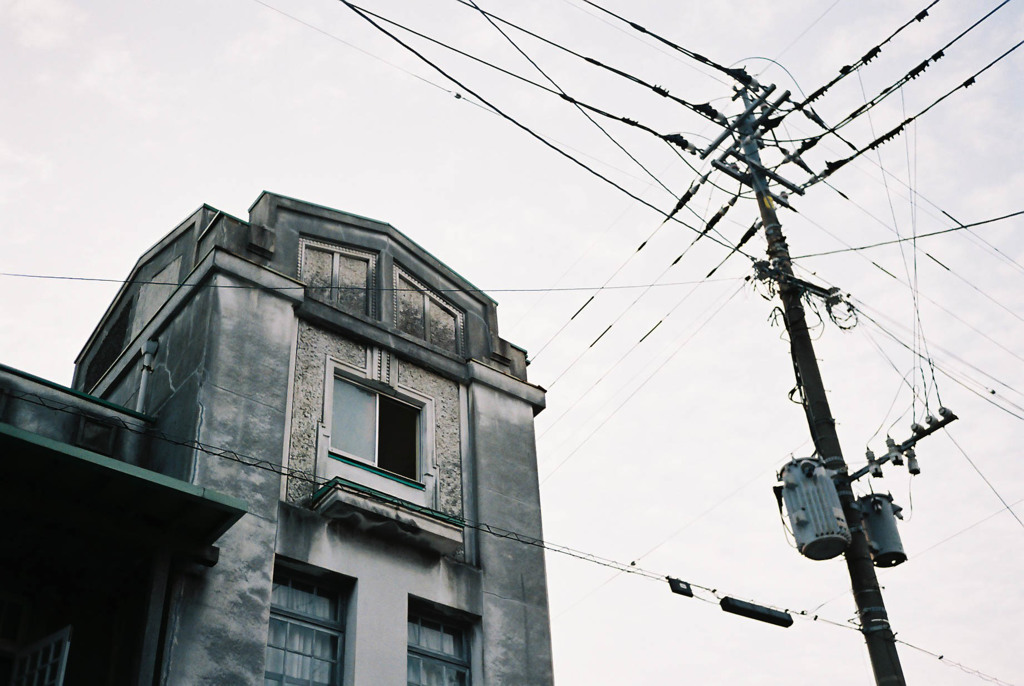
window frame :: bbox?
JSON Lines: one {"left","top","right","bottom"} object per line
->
{"left": 318, "top": 357, "right": 438, "bottom": 508}
{"left": 264, "top": 571, "right": 347, "bottom": 686}
{"left": 393, "top": 267, "right": 465, "bottom": 356}
{"left": 328, "top": 375, "right": 422, "bottom": 484}
{"left": 298, "top": 238, "right": 378, "bottom": 319}
{"left": 407, "top": 613, "right": 471, "bottom": 686}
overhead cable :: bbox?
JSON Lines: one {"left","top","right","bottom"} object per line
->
{"left": 337, "top": 0, "right": 753, "bottom": 258}
{"left": 461, "top": 0, "right": 675, "bottom": 196}
{"left": 793, "top": 211, "right": 1024, "bottom": 258}
{"left": 802, "top": 38, "right": 1024, "bottom": 188}
{"left": 576, "top": 0, "right": 753, "bottom": 86}
{"left": 795, "top": 0, "right": 941, "bottom": 110}
{"left": 451, "top": 0, "right": 726, "bottom": 125}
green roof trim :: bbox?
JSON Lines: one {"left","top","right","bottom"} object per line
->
{"left": 0, "top": 421, "right": 247, "bottom": 540}
{"left": 0, "top": 362, "right": 153, "bottom": 422}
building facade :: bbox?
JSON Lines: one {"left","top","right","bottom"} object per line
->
{"left": 0, "top": 192, "right": 554, "bottom": 685}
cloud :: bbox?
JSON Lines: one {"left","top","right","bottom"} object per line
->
{"left": 3, "top": 0, "right": 85, "bottom": 49}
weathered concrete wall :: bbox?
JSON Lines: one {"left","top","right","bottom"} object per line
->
{"left": 286, "top": 321, "right": 366, "bottom": 502}
{"left": 396, "top": 359, "right": 462, "bottom": 517}
{"left": 156, "top": 269, "right": 298, "bottom": 686}
{"left": 469, "top": 377, "right": 554, "bottom": 685}
{"left": 276, "top": 503, "right": 483, "bottom": 686}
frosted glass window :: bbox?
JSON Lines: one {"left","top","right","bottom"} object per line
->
{"left": 266, "top": 574, "right": 343, "bottom": 686}
{"left": 407, "top": 614, "right": 469, "bottom": 686}
{"left": 331, "top": 379, "right": 377, "bottom": 461}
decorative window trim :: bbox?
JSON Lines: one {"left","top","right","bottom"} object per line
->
{"left": 317, "top": 354, "right": 438, "bottom": 510}
{"left": 393, "top": 266, "right": 465, "bottom": 356}
{"left": 298, "top": 238, "right": 378, "bottom": 319}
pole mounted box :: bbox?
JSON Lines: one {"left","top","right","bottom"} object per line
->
{"left": 779, "top": 458, "right": 851, "bottom": 560}
{"left": 858, "top": 494, "right": 907, "bottom": 568}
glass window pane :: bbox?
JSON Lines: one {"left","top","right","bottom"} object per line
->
{"left": 288, "top": 624, "right": 314, "bottom": 655}
{"left": 304, "top": 247, "right": 334, "bottom": 303}
{"left": 336, "top": 254, "right": 369, "bottom": 315}
{"left": 441, "top": 628, "right": 456, "bottom": 657}
{"left": 420, "top": 622, "right": 442, "bottom": 652}
{"left": 332, "top": 379, "right": 377, "bottom": 460}
{"left": 285, "top": 651, "right": 311, "bottom": 679}
{"left": 309, "top": 592, "right": 332, "bottom": 621}
{"left": 407, "top": 655, "right": 421, "bottom": 684}
{"left": 311, "top": 658, "right": 333, "bottom": 685}
{"left": 268, "top": 618, "right": 287, "bottom": 648}
{"left": 408, "top": 621, "right": 419, "bottom": 646}
{"left": 265, "top": 647, "right": 285, "bottom": 674}
{"left": 428, "top": 300, "right": 458, "bottom": 354}
{"left": 313, "top": 631, "right": 336, "bottom": 660}
{"left": 422, "top": 660, "right": 445, "bottom": 686}
{"left": 397, "top": 277, "right": 426, "bottom": 339}
{"left": 271, "top": 581, "right": 288, "bottom": 608}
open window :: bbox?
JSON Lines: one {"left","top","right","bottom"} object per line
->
{"left": 329, "top": 377, "right": 421, "bottom": 483}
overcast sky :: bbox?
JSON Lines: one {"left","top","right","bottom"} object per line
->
{"left": 2, "top": 0, "right": 1023, "bottom": 684}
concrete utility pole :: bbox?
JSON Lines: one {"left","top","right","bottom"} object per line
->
{"left": 733, "top": 90, "right": 906, "bottom": 685}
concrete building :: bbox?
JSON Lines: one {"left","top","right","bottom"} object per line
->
{"left": 0, "top": 192, "right": 554, "bottom": 685}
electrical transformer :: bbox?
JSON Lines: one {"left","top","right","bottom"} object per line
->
{"left": 779, "top": 458, "right": 851, "bottom": 560}
{"left": 858, "top": 493, "right": 907, "bottom": 567}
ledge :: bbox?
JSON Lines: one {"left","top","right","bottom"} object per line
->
{"left": 311, "top": 477, "right": 463, "bottom": 555}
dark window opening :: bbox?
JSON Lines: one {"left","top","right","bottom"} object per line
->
{"left": 330, "top": 378, "right": 420, "bottom": 482}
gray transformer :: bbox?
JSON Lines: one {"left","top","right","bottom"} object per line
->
{"left": 858, "top": 493, "right": 907, "bottom": 567}
{"left": 779, "top": 458, "right": 851, "bottom": 560}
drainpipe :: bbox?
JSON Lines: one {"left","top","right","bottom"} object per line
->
{"left": 136, "top": 339, "right": 159, "bottom": 414}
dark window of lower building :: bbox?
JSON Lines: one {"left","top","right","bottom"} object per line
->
{"left": 265, "top": 573, "right": 345, "bottom": 686}
{"left": 407, "top": 614, "right": 469, "bottom": 686}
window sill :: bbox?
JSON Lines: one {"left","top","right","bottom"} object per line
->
{"left": 311, "top": 478, "right": 463, "bottom": 555}
{"left": 327, "top": 452, "right": 424, "bottom": 491}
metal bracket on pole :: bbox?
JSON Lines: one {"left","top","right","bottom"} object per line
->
{"left": 700, "top": 84, "right": 777, "bottom": 159}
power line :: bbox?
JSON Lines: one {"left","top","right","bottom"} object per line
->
{"left": 539, "top": 281, "right": 746, "bottom": 483}
{"left": 527, "top": 175, "right": 728, "bottom": 362}
{"left": 0, "top": 271, "right": 742, "bottom": 294}
{"left": 451, "top": 0, "right": 727, "bottom": 125}
{"left": 576, "top": 0, "right": 753, "bottom": 86}
{"left": 792, "top": 210, "right": 1024, "bottom": 258}
{"left": 796, "top": 0, "right": 1012, "bottom": 141}
{"left": 342, "top": 2, "right": 682, "bottom": 150}
{"left": 460, "top": 0, "right": 676, "bottom": 198}
{"left": 770, "top": 0, "right": 846, "bottom": 63}
{"left": 794, "top": 0, "right": 941, "bottom": 110}
{"left": 853, "top": 304, "right": 1024, "bottom": 422}
{"left": 896, "top": 638, "right": 1017, "bottom": 686}
{"left": 542, "top": 195, "right": 744, "bottom": 385}
{"left": 803, "top": 37, "right": 1024, "bottom": 188}
{"left": 943, "top": 428, "right": 1024, "bottom": 532}
{"left": 247, "top": 0, "right": 480, "bottom": 104}
{"left": 337, "top": 0, "right": 752, "bottom": 258}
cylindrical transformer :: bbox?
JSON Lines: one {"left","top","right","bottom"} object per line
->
{"left": 858, "top": 493, "right": 907, "bottom": 567}
{"left": 779, "top": 458, "right": 851, "bottom": 560}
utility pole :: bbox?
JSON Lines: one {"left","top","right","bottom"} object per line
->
{"left": 726, "top": 88, "right": 906, "bottom": 685}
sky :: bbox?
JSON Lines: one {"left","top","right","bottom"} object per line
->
{"left": 2, "top": 0, "right": 1023, "bottom": 684}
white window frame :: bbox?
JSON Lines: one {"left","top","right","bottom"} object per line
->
{"left": 317, "top": 356, "right": 437, "bottom": 509}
